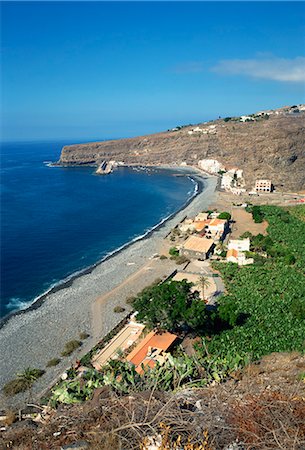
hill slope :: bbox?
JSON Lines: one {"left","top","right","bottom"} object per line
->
{"left": 59, "top": 106, "right": 305, "bottom": 191}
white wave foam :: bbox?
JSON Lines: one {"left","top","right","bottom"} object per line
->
{"left": 6, "top": 297, "right": 29, "bottom": 312}
{"left": 4, "top": 174, "right": 201, "bottom": 317}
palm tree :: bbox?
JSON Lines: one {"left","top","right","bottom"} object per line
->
{"left": 198, "top": 276, "right": 211, "bottom": 300}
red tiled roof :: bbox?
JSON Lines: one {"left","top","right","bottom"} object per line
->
{"left": 227, "top": 248, "right": 238, "bottom": 258}
{"left": 126, "top": 330, "right": 177, "bottom": 373}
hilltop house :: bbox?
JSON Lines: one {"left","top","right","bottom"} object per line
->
{"left": 240, "top": 115, "right": 255, "bottom": 122}
{"left": 180, "top": 235, "right": 215, "bottom": 260}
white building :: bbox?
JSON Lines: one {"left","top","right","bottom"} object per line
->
{"left": 240, "top": 115, "right": 255, "bottom": 122}
{"left": 226, "top": 249, "right": 253, "bottom": 266}
{"left": 228, "top": 238, "right": 250, "bottom": 252}
{"left": 206, "top": 218, "right": 228, "bottom": 241}
{"left": 198, "top": 159, "right": 225, "bottom": 174}
{"left": 178, "top": 218, "right": 195, "bottom": 233}
{"left": 194, "top": 212, "right": 209, "bottom": 222}
{"left": 221, "top": 172, "right": 233, "bottom": 190}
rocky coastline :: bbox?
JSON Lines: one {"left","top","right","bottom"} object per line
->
{"left": 58, "top": 107, "right": 305, "bottom": 192}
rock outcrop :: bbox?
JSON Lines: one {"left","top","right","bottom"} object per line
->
{"left": 59, "top": 106, "right": 305, "bottom": 191}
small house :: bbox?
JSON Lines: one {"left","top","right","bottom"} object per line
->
{"left": 180, "top": 235, "right": 215, "bottom": 260}
{"left": 126, "top": 330, "right": 178, "bottom": 374}
{"left": 228, "top": 238, "right": 250, "bottom": 252}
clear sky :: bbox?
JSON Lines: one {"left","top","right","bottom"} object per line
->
{"left": 1, "top": 1, "right": 305, "bottom": 141}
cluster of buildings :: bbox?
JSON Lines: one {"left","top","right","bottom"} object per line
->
{"left": 188, "top": 124, "right": 217, "bottom": 135}
{"left": 197, "top": 159, "right": 273, "bottom": 196}
{"left": 90, "top": 313, "right": 178, "bottom": 376}
{"left": 226, "top": 238, "right": 254, "bottom": 266}
{"left": 178, "top": 211, "right": 229, "bottom": 260}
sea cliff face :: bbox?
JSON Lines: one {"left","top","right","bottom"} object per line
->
{"left": 60, "top": 108, "right": 305, "bottom": 191}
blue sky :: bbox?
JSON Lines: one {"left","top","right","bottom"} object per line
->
{"left": 1, "top": 1, "right": 305, "bottom": 141}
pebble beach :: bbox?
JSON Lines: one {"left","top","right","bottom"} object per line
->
{"left": 0, "top": 169, "right": 217, "bottom": 408}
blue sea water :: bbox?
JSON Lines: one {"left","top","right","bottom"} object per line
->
{"left": 0, "top": 140, "right": 197, "bottom": 318}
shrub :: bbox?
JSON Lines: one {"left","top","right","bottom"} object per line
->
{"left": 126, "top": 296, "right": 136, "bottom": 304}
{"left": 46, "top": 358, "right": 61, "bottom": 367}
{"left": 169, "top": 247, "right": 179, "bottom": 257}
{"left": 224, "top": 117, "right": 231, "bottom": 122}
{"left": 218, "top": 211, "right": 231, "bottom": 220}
{"left": 61, "top": 340, "right": 82, "bottom": 357}
{"left": 114, "top": 306, "right": 126, "bottom": 313}
{"left": 3, "top": 367, "right": 45, "bottom": 397}
{"left": 252, "top": 206, "right": 264, "bottom": 223}
{"left": 3, "top": 410, "right": 16, "bottom": 426}
{"left": 240, "top": 231, "right": 252, "bottom": 239}
{"left": 3, "top": 379, "right": 29, "bottom": 396}
{"left": 160, "top": 254, "right": 168, "bottom": 260}
{"left": 175, "top": 255, "right": 189, "bottom": 265}
{"left": 79, "top": 332, "right": 90, "bottom": 340}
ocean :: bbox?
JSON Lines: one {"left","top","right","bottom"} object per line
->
{"left": 0, "top": 140, "right": 198, "bottom": 318}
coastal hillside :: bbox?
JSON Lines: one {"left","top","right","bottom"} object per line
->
{"left": 60, "top": 105, "right": 305, "bottom": 191}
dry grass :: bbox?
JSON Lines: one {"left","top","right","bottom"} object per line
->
{"left": 1, "top": 352, "right": 305, "bottom": 449}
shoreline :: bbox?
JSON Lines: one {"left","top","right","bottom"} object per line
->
{"left": 0, "top": 166, "right": 205, "bottom": 329}
{"left": 0, "top": 167, "right": 217, "bottom": 408}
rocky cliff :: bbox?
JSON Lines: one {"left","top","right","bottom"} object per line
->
{"left": 59, "top": 106, "right": 305, "bottom": 191}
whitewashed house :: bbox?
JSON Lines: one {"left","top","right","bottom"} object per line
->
{"left": 240, "top": 115, "right": 255, "bottom": 122}
{"left": 228, "top": 238, "right": 250, "bottom": 252}
{"left": 198, "top": 159, "right": 225, "bottom": 174}
{"left": 226, "top": 249, "right": 253, "bottom": 266}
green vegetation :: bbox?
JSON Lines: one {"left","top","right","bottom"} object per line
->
{"left": 113, "top": 306, "right": 126, "bottom": 313}
{"left": 204, "top": 206, "right": 305, "bottom": 362}
{"left": 49, "top": 206, "right": 305, "bottom": 407}
{"left": 46, "top": 358, "right": 61, "bottom": 367}
{"left": 169, "top": 247, "right": 179, "bottom": 257}
{"left": 223, "top": 117, "right": 231, "bottom": 122}
{"left": 286, "top": 204, "right": 305, "bottom": 222}
{"left": 217, "top": 211, "right": 231, "bottom": 220}
{"left": 174, "top": 255, "right": 189, "bottom": 265}
{"left": 133, "top": 280, "right": 208, "bottom": 333}
{"left": 160, "top": 254, "right": 168, "bottom": 260}
{"left": 61, "top": 340, "right": 82, "bottom": 357}
{"left": 3, "top": 368, "right": 45, "bottom": 397}
{"left": 198, "top": 275, "right": 211, "bottom": 299}
{"left": 169, "top": 246, "right": 189, "bottom": 265}
{"left": 246, "top": 205, "right": 264, "bottom": 223}
{"left": 126, "top": 296, "right": 136, "bottom": 304}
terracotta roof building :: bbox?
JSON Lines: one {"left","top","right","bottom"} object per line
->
{"left": 180, "top": 235, "right": 214, "bottom": 260}
{"left": 126, "top": 330, "right": 178, "bottom": 374}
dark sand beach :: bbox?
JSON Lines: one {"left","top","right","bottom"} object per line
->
{"left": 0, "top": 168, "right": 217, "bottom": 408}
